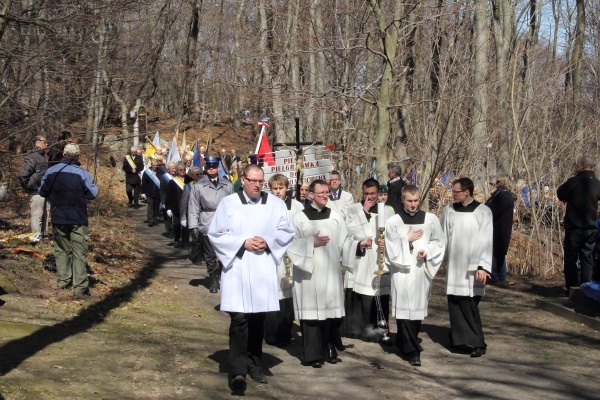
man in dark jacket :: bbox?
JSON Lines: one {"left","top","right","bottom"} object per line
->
{"left": 485, "top": 176, "right": 515, "bottom": 283}
{"left": 39, "top": 144, "right": 98, "bottom": 297}
{"left": 160, "top": 162, "right": 176, "bottom": 238}
{"left": 386, "top": 164, "right": 406, "bottom": 213}
{"left": 141, "top": 159, "right": 162, "bottom": 227}
{"left": 48, "top": 130, "right": 73, "bottom": 167}
{"left": 165, "top": 162, "right": 188, "bottom": 248}
{"left": 122, "top": 146, "right": 144, "bottom": 208}
{"left": 557, "top": 155, "right": 600, "bottom": 291}
{"left": 19, "top": 135, "right": 48, "bottom": 235}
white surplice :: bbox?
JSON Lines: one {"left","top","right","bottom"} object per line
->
{"left": 385, "top": 212, "right": 446, "bottom": 320}
{"left": 208, "top": 192, "right": 295, "bottom": 313}
{"left": 344, "top": 203, "right": 395, "bottom": 296}
{"left": 328, "top": 190, "right": 354, "bottom": 219}
{"left": 440, "top": 202, "right": 493, "bottom": 297}
{"left": 276, "top": 198, "right": 305, "bottom": 300}
{"left": 287, "top": 207, "right": 349, "bottom": 320}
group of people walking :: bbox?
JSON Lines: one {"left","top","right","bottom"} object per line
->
{"left": 134, "top": 152, "right": 502, "bottom": 394}
{"left": 19, "top": 134, "right": 598, "bottom": 396}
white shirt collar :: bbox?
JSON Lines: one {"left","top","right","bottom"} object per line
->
{"left": 243, "top": 192, "right": 261, "bottom": 204}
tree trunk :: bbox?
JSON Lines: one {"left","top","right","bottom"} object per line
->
{"left": 472, "top": 0, "right": 489, "bottom": 187}
{"left": 176, "top": 0, "right": 202, "bottom": 131}
{"left": 368, "top": 0, "right": 404, "bottom": 182}
{"left": 491, "top": 0, "right": 514, "bottom": 175}
{"left": 234, "top": 0, "right": 247, "bottom": 112}
{"left": 572, "top": 0, "right": 585, "bottom": 144}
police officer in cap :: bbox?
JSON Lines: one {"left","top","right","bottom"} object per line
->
{"left": 188, "top": 156, "right": 233, "bottom": 293}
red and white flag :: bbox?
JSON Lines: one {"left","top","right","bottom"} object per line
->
{"left": 254, "top": 124, "right": 275, "bottom": 166}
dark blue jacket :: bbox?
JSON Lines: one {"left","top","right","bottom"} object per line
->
{"left": 141, "top": 168, "right": 162, "bottom": 199}
{"left": 485, "top": 186, "right": 515, "bottom": 256}
{"left": 38, "top": 158, "right": 98, "bottom": 225}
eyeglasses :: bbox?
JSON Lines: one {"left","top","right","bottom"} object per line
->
{"left": 244, "top": 178, "right": 264, "bottom": 185}
{"left": 205, "top": 164, "right": 218, "bottom": 169}
{"left": 177, "top": 168, "right": 186, "bottom": 171}
{"left": 451, "top": 190, "right": 465, "bottom": 194}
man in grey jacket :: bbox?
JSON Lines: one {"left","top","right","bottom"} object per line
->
{"left": 188, "top": 156, "right": 233, "bottom": 293}
{"left": 19, "top": 135, "right": 48, "bottom": 235}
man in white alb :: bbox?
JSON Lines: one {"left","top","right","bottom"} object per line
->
{"left": 287, "top": 179, "right": 350, "bottom": 368}
{"left": 385, "top": 185, "right": 445, "bottom": 366}
{"left": 208, "top": 164, "right": 294, "bottom": 393}
{"left": 440, "top": 177, "right": 492, "bottom": 358}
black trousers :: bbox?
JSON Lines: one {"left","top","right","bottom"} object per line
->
{"left": 125, "top": 183, "right": 140, "bottom": 205}
{"left": 163, "top": 209, "right": 173, "bottom": 236}
{"left": 300, "top": 318, "right": 341, "bottom": 364}
{"left": 395, "top": 319, "right": 423, "bottom": 356}
{"left": 190, "top": 229, "right": 205, "bottom": 263}
{"left": 447, "top": 295, "right": 485, "bottom": 349}
{"left": 172, "top": 215, "right": 182, "bottom": 242}
{"left": 264, "top": 297, "right": 295, "bottom": 346}
{"left": 228, "top": 312, "right": 266, "bottom": 379}
{"left": 354, "top": 291, "right": 390, "bottom": 340}
{"left": 203, "top": 234, "right": 222, "bottom": 276}
{"left": 146, "top": 197, "right": 160, "bottom": 222}
{"left": 563, "top": 229, "right": 597, "bottom": 290}
{"left": 181, "top": 225, "right": 190, "bottom": 245}
{"left": 340, "top": 289, "right": 362, "bottom": 338}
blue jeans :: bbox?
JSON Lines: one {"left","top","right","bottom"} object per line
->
{"left": 491, "top": 255, "right": 507, "bottom": 282}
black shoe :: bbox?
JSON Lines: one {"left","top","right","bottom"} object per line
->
{"left": 310, "top": 361, "right": 323, "bottom": 368}
{"left": 470, "top": 347, "right": 486, "bottom": 357}
{"left": 335, "top": 342, "right": 346, "bottom": 352}
{"left": 229, "top": 375, "right": 246, "bottom": 392}
{"left": 248, "top": 370, "right": 268, "bottom": 384}
{"left": 143, "top": 220, "right": 149, "bottom": 223}
{"left": 208, "top": 275, "right": 219, "bottom": 293}
{"left": 326, "top": 344, "right": 341, "bottom": 364}
{"left": 174, "top": 241, "right": 182, "bottom": 248}
{"left": 379, "top": 336, "right": 393, "bottom": 346}
{"left": 148, "top": 223, "right": 153, "bottom": 227}
{"left": 408, "top": 355, "right": 421, "bottom": 366}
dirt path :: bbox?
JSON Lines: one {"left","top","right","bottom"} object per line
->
{"left": 1, "top": 207, "right": 599, "bottom": 399}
